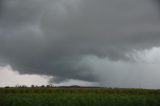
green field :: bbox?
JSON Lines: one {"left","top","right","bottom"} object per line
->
{"left": 0, "top": 88, "right": 160, "bottom": 106}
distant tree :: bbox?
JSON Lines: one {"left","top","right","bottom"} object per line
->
{"left": 48, "top": 83, "right": 54, "bottom": 88}
{"left": 31, "top": 85, "right": 35, "bottom": 88}
{"left": 21, "top": 85, "right": 27, "bottom": 88}
{"left": 41, "top": 85, "right": 45, "bottom": 88}
{"left": 46, "top": 85, "right": 49, "bottom": 88}
{"left": 5, "top": 86, "right": 10, "bottom": 88}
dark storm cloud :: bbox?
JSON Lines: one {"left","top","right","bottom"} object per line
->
{"left": 0, "top": 0, "right": 4, "bottom": 14}
{"left": 0, "top": 0, "right": 160, "bottom": 83}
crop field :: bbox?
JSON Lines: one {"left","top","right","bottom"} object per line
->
{"left": 0, "top": 88, "right": 160, "bottom": 106}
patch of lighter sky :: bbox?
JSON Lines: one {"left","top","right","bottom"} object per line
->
{"left": 79, "top": 47, "right": 160, "bottom": 89}
{"left": 0, "top": 65, "right": 96, "bottom": 87}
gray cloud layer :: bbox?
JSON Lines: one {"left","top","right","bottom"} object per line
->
{"left": 0, "top": 0, "right": 160, "bottom": 84}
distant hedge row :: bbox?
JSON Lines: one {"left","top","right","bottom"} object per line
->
{"left": 0, "top": 88, "right": 160, "bottom": 95}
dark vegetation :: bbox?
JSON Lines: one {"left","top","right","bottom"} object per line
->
{"left": 0, "top": 86, "right": 160, "bottom": 106}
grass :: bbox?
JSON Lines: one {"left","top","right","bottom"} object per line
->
{"left": 0, "top": 88, "right": 160, "bottom": 106}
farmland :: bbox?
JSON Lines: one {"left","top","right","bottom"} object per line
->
{"left": 0, "top": 87, "right": 160, "bottom": 106}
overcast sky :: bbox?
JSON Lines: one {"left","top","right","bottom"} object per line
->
{"left": 0, "top": 0, "right": 160, "bottom": 88}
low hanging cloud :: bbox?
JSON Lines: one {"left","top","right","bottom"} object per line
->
{"left": 80, "top": 47, "right": 160, "bottom": 88}
{"left": 0, "top": 0, "right": 160, "bottom": 86}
